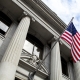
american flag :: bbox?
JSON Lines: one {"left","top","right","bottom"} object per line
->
{"left": 61, "top": 22, "right": 80, "bottom": 62}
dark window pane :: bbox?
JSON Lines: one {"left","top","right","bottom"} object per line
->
{"left": 15, "top": 77, "right": 21, "bottom": 80}
{"left": 0, "top": 11, "right": 12, "bottom": 26}
{"left": 61, "top": 57, "right": 68, "bottom": 76}
{"left": 0, "top": 11, "right": 12, "bottom": 35}
{"left": 0, "top": 29, "right": 5, "bottom": 35}
{"left": 26, "top": 34, "right": 44, "bottom": 50}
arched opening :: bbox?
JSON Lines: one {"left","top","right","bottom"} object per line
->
{"left": 23, "top": 33, "right": 44, "bottom": 59}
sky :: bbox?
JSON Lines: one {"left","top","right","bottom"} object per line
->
{"left": 42, "top": 0, "right": 80, "bottom": 32}
{"left": 0, "top": 21, "right": 8, "bottom": 32}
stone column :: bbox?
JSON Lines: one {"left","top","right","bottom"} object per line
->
{"left": 73, "top": 62, "right": 80, "bottom": 80}
{"left": 0, "top": 16, "right": 30, "bottom": 80}
{"left": 50, "top": 42, "right": 62, "bottom": 80}
{"left": 68, "top": 62, "right": 74, "bottom": 80}
{"left": 0, "top": 23, "right": 17, "bottom": 61}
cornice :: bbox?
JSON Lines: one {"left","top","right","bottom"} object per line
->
{"left": 32, "top": 0, "right": 67, "bottom": 29}
{"left": 12, "top": 0, "right": 70, "bottom": 49}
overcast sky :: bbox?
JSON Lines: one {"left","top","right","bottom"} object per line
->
{"left": 42, "top": 0, "right": 80, "bottom": 32}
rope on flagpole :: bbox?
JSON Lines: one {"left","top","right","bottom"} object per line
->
{"left": 28, "top": 17, "right": 74, "bottom": 80}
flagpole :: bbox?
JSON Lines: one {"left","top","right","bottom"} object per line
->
{"left": 28, "top": 17, "right": 74, "bottom": 80}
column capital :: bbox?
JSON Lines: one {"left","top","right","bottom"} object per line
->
{"left": 48, "top": 36, "right": 63, "bottom": 45}
{"left": 48, "top": 36, "right": 61, "bottom": 43}
{"left": 18, "top": 11, "right": 35, "bottom": 22}
{"left": 22, "top": 16, "right": 31, "bottom": 21}
{"left": 24, "top": 11, "right": 36, "bottom": 22}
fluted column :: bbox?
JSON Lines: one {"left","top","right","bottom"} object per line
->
{"left": 73, "top": 62, "right": 80, "bottom": 80}
{"left": 0, "top": 16, "right": 30, "bottom": 80}
{"left": 0, "top": 23, "right": 17, "bottom": 61}
{"left": 50, "top": 42, "right": 62, "bottom": 80}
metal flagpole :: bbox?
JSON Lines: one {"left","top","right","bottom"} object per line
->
{"left": 28, "top": 17, "right": 74, "bottom": 80}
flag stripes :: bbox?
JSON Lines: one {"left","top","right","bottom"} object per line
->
{"left": 61, "top": 30, "right": 72, "bottom": 45}
{"left": 71, "top": 33, "right": 80, "bottom": 62}
{"left": 61, "top": 22, "right": 80, "bottom": 62}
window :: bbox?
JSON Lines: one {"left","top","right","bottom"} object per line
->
{"left": 23, "top": 40, "right": 34, "bottom": 54}
{"left": 0, "top": 11, "right": 12, "bottom": 35}
{"left": 61, "top": 57, "right": 68, "bottom": 76}
{"left": 23, "top": 34, "right": 43, "bottom": 59}
{"left": 23, "top": 40, "right": 40, "bottom": 58}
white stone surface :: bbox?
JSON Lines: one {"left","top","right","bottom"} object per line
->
{"left": 50, "top": 42, "right": 62, "bottom": 80}
{"left": 16, "top": 66, "right": 44, "bottom": 80}
{"left": 17, "top": 66, "right": 29, "bottom": 76}
{"left": 0, "top": 62, "right": 16, "bottom": 80}
{"left": 0, "top": 23, "right": 17, "bottom": 61}
{"left": 43, "top": 45, "right": 50, "bottom": 72}
{"left": 62, "top": 77, "right": 69, "bottom": 80}
{"left": 0, "top": 39, "right": 3, "bottom": 47}
{"left": 68, "top": 62, "right": 74, "bottom": 80}
{"left": 73, "top": 61, "right": 80, "bottom": 80}
{"left": 0, "top": 16, "right": 30, "bottom": 80}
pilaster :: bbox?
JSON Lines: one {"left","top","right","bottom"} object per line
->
{"left": 68, "top": 62, "right": 74, "bottom": 80}
{"left": 43, "top": 45, "right": 50, "bottom": 73}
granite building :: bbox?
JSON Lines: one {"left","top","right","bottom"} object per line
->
{"left": 0, "top": 0, "right": 79, "bottom": 80}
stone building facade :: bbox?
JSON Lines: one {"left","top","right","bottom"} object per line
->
{"left": 0, "top": 0, "right": 79, "bottom": 80}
